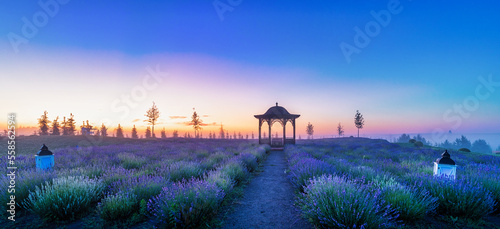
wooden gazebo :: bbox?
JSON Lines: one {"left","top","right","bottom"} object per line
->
{"left": 254, "top": 103, "right": 300, "bottom": 149}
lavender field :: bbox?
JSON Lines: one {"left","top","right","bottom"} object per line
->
{"left": 287, "top": 138, "right": 500, "bottom": 228}
{"left": 1, "top": 136, "right": 270, "bottom": 228}
{"left": 2, "top": 136, "right": 500, "bottom": 228}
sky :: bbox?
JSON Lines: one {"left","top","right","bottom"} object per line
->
{"left": 0, "top": 0, "right": 499, "bottom": 145}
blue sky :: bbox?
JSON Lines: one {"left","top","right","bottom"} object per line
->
{"left": 1, "top": 0, "right": 499, "bottom": 143}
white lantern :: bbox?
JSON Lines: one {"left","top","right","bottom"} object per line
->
{"left": 36, "top": 144, "right": 54, "bottom": 170}
{"left": 433, "top": 150, "right": 456, "bottom": 179}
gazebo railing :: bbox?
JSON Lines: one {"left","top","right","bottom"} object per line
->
{"left": 259, "top": 138, "right": 295, "bottom": 145}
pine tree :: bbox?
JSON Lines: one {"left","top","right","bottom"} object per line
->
{"left": 101, "top": 124, "right": 108, "bottom": 137}
{"left": 38, "top": 111, "right": 51, "bottom": 135}
{"left": 145, "top": 126, "right": 152, "bottom": 138}
{"left": 66, "top": 113, "right": 76, "bottom": 135}
{"left": 219, "top": 124, "right": 225, "bottom": 139}
{"left": 161, "top": 127, "right": 167, "bottom": 138}
{"left": 51, "top": 116, "right": 60, "bottom": 135}
{"left": 61, "top": 117, "right": 69, "bottom": 135}
{"left": 354, "top": 110, "right": 364, "bottom": 138}
{"left": 116, "top": 124, "right": 124, "bottom": 138}
{"left": 173, "top": 130, "right": 179, "bottom": 138}
{"left": 131, "top": 125, "right": 138, "bottom": 139}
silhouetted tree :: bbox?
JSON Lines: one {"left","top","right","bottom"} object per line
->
{"left": 191, "top": 109, "right": 203, "bottom": 138}
{"left": 145, "top": 126, "right": 152, "bottom": 138}
{"left": 471, "top": 139, "right": 492, "bottom": 154}
{"left": 61, "top": 117, "right": 68, "bottom": 135}
{"left": 51, "top": 116, "right": 60, "bottom": 136}
{"left": 66, "top": 113, "right": 76, "bottom": 135}
{"left": 173, "top": 130, "right": 179, "bottom": 138}
{"left": 116, "top": 124, "right": 124, "bottom": 138}
{"left": 234, "top": 131, "right": 237, "bottom": 139}
{"left": 263, "top": 131, "right": 267, "bottom": 138}
{"left": 252, "top": 132, "right": 254, "bottom": 139}
{"left": 354, "top": 110, "right": 364, "bottom": 138}
{"left": 439, "top": 139, "right": 453, "bottom": 149}
{"left": 38, "top": 111, "right": 51, "bottom": 135}
{"left": 219, "top": 124, "right": 225, "bottom": 139}
{"left": 80, "top": 120, "right": 93, "bottom": 136}
{"left": 414, "top": 134, "right": 428, "bottom": 145}
{"left": 497, "top": 145, "right": 500, "bottom": 151}
{"left": 101, "top": 123, "right": 108, "bottom": 137}
{"left": 131, "top": 125, "right": 138, "bottom": 139}
{"left": 246, "top": 134, "right": 249, "bottom": 139}
{"left": 454, "top": 135, "right": 471, "bottom": 149}
{"left": 396, "top": 134, "right": 411, "bottom": 143}
{"left": 161, "top": 127, "right": 167, "bottom": 139}
{"left": 337, "top": 122, "right": 344, "bottom": 137}
{"left": 306, "top": 122, "right": 314, "bottom": 139}
{"left": 144, "top": 102, "right": 160, "bottom": 138}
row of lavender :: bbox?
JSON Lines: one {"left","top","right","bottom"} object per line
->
{"left": 286, "top": 138, "right": 500, "bottom": 228}
{"left": 1, "top": 140, "right": 270, "bottom": 227}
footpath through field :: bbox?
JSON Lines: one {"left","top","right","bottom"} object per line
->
{"left": 220, "top": 150, "right": 312, "bottom": 229}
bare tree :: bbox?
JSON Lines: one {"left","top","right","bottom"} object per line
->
{"left": 337, "top": 122, "right": 344, "bottom": 137}
{"left": 38, "top": 111, "right": 51, "bottom": 135}
{"left": 354, "top": 110, "right": 364, "bottom": 138}
{"left": 144, "top": 102, "right": 160, "bottom": 138}
{"left": 306, "top": 122, "right": 314, "bottom": 139}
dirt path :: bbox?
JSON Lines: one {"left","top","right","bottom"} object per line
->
{"left": 220, "top": 151, "right": 312, "bottom": 229}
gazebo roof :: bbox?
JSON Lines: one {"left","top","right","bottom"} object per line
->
{"left": 254, "top": 103, "right": 300, "bottom": 119}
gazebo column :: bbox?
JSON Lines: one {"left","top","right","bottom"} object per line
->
{"left": 258, "top": 118, "right": 262, "bottom": 144}
{"left": 293, "top": 119, "right": 296, "bottom": 144}
{"left": 268, "top": 119, "right": 272, "bottom": 145}
{"left": 282, "top": 119, "right": 286, "bottom": 145}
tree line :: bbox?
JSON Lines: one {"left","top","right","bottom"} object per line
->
{"left": 395, "top": 133, "right": 495, "bottom": 154}
{"left": 305, "top": 110, "right": 364, "bottom": 139}
{"left": 35, "top": 102, "right": 255, "bottom": 140}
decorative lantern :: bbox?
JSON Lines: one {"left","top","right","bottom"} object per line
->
{"left": 433, "top": 150, "right": 456, "bottom": 179}
{"left": 36, "top": 144, "right": 54, "bottom": 170}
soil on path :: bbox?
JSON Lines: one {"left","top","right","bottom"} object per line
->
{"left": 220, "top": 150, "right": 312, "bottom": 229}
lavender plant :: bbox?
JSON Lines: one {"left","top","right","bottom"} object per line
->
{"left": 147, "top": 179, "right": 225, "bottom": 228}
{"left": 299, "top": 175, "right": 397, "bottom": 228}
{"left": 98, "top": 190, "right": 138, "bottom": 221}
{"left": 22, "top": 176, "right": 105, "bottom": 221}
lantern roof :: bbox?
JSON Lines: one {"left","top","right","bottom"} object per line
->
{"left": 36, "top": 144, "right": 53, "bottom": 156}
{"left": 436, "top": 150, "right": 455, "bottom": 165}
{"left": 254, "top": 103, "right": 300, "bottom": 119}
